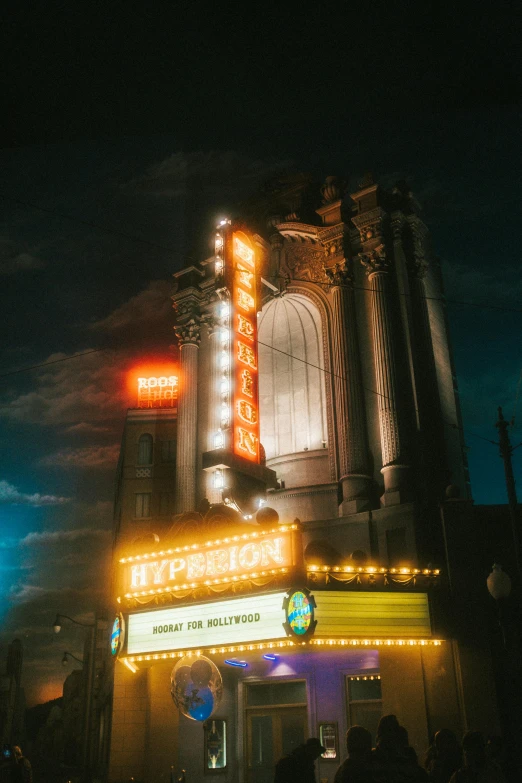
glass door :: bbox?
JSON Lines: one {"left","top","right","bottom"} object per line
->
{"left": 247, "top": 707, "right": 308, "bottom": 783}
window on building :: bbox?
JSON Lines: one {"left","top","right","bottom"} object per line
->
{"left": 246, "top": 681, "right": 307, "bottom": 707}
{"left": 161, "top": 440, "right": 176, "bottom": 463}
{"left": 135, "top": 493, "right": 151, "bottom": 518}
{"left": 159, "top": 492, "right": 175, "bottom": 516}
{"left": 346, "top": 675, "right": 382, "bottom": 745}
{"left": 137, "top": 434, "right": 153, "bottom": 465}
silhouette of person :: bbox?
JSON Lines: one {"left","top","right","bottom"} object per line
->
{"left": 449, "top": 732, "right": 505, "bottom": 783}
{"left": 334, "top": 726, "right": 375, "bottom": 783}
{"left": 274, "top": 738, "right": 326, "bottom": 783}
{"left": 425, "top": 729, "right": 462, "bottom": 783}
{"left": 12, "top": 748, "right": 32, "bottom": 783}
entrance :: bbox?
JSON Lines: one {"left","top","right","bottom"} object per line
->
{"left": 245, "top": 681, "right": 308, "bottom": 783}
{"left": 247, "top": 708, "right": 308, "bottom": 783}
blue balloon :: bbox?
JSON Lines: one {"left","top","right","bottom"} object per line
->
{"left": 187, "top": 686, "right": 214, "bottom": 721}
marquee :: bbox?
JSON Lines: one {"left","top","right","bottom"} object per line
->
{"left": 127, "top": 592, "right": 288, "bottom": 654}
{"left": 119, "top": 527, "right": 298, "bottom": 596}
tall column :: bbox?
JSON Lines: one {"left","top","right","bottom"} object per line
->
{"left": 360, "top": 244, "right": 410, "bottom": 504}
{"left": 174, "top": 318, "right": 201, "bottom": 513}
{"left": 407, "top": 223, "right": 447, "bottom": 494}
{"left": 202, "top": 313, "right": 223, "bottom": 504}
{"left": 326, "top": 261, "right": 372, "bottom": 514}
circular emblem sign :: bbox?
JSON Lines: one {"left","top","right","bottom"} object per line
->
{"left": 284, "top": 588, "right": 317, "bottom": 640}
{"left": 110, "top": 614, "right": 125, "bottom": 658}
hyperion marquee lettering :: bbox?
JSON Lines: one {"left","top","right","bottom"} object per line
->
{"left": 121, "top": 531, "right": 293, "bottom": 592}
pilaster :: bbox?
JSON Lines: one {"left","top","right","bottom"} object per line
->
{"left": 322, "top": 250, "right": 372, "bottom": 514}
{"left": 359, "top": 243, "right": 410, "bottom": 505}
{"left": 173, "top": 317, "right": 201, "bottom": 513}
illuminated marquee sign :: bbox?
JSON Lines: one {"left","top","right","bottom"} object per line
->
{"left": 120, "top": 529, "right": 295, "bottom": 594}
{"left": 126, "top": 592, "right": 289, "bottom": 655}
{"left": 137, "top": 374, "right": 178, "bottom": 409}
{"left": 214, "top": 226, "right": 260, "bottom": 462}
{"left": 110, "top": 613, "right": 125, "bottom": 658}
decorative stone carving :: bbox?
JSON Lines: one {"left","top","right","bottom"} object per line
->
{"left": 320, "top": 176, "right": 346, "bottom": 204}
{"left": 351, "top": 207, "right": 386, "bottom": 245}
{"left": 283, "top": 242, "right": 327, "bottom": 284}
{"left": 358, "top": 244, "right": 390, "bottom": 276}
{"left": 323, "top": 237, "right": 344, "bottom": 258}
{"left": 324, "top": 261, "right": 353, "bottom": 287}
{"left": 174, "top": 318, "right": 201, "bottom": 346}
{"left": 200, "top": 313, "right": 219, "bottom": 336}
{"left": 390, "top": 213, "right": 405, "bottom": 242}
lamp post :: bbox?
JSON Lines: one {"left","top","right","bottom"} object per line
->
{"left": 486, "top": 563, "right": 512, "bottom": 648}
{"left": 62, "top": 651, "right": 84, "bottom": 667}
{"left": 54, "top": 612, "right": 97, "bottom": 783}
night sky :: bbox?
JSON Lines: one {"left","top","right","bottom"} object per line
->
{"left": 1, "top": 2, "right": 521, "bottom": 705}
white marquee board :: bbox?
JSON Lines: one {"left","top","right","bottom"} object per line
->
{"left": 127, "top": 592, "right": 288, "bottom": 655}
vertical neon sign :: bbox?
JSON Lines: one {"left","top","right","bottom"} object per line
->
{"left": 232, "top": 231, "right": 259, "bottom": 462}
{"left": 214, "top": 224, "right": 259, "bottom": 464}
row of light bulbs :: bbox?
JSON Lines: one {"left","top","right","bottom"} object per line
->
{"left": 120, "top": 524, "right": 298, "bottom": 564}
{"left": 122, "top": 637, "right": 443, "bottom": 668}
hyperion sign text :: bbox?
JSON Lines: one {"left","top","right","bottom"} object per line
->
{"left": 120, "top": 529, "right": 297, "bottom": 593}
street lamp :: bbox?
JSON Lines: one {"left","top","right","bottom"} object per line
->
{"left": 62, "top": 651, "right": 84, "bottom": 667}
{"left": 487, "top": 563, "right": 512, "bottom": 649}
{"left": 53, "top": 611, "right": 97, "bottom": 783}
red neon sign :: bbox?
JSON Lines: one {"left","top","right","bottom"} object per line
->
{"left": 232, "top": 232, "right": 259, "bottom": 462}
{"left": 136, "top": 374, "right": 178, "bottom": 408}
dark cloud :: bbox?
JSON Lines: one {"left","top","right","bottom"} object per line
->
{"left": 90, "top": 279, "right": 173, "bottom": 333}
{"left": 125, "top": 150, "right": 294, "bottom": 199}
{"left": 0, "top": 239, "right": 45, "bottom": 275}
{"left": 39, "top": 444, "right": 120, "bottom": 469}
{"left": 65, "top": 422, "right": 112, "bottom": 435}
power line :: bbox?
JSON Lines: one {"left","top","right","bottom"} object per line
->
{"left": 3, "top": 191, "right": 522, "bottom": 315}
{"left": 0, "top": 194, "right": 181, "bottom": 256}
{"left": 0, "top": 330, "right": 496, "bottom": 449}
{"left": 256, "top": 336, "right": 497, "bottom": 448}
{"left": 0, "top": 349, "right": 104, "bottom": 379}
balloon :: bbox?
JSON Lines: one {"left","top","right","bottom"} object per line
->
{"left": 170, "top": 654, "right": 223, "bottom": 722}
{"left": 187, "top": 686, "right": 214, "bottom": 721}
{"left": 191, "top": 659, "right": 212, "bottom": 687}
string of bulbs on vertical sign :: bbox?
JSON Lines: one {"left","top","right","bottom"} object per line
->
{"left": 214, "top": 221, "right": 261, "bottom": 479}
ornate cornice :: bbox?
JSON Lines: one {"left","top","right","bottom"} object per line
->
{"left": 358, "top": 244, "right": 391, "bottom": 276}
{"left": 351, "top": 207, "right": 386, "bottom": 244}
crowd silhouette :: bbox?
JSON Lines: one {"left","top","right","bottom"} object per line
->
{"left": 275, "top": 716, "right": 508, "bottom": 783}
{"left": 334, "top": 717, "right": 507, "bottom": 783}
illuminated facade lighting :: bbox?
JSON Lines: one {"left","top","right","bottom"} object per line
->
{"left": 121, "top": 637, "right": 444, "bottom": 668}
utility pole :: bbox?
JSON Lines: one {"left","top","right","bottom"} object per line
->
{"left": 496, "top": 406, "right": 521, "bottom": 574}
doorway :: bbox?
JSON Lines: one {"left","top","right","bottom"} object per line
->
{"left": 246, "top": 707, "right": 308, "bottom": 783}
{"left": 245, "top": 680, "right": 308, "bottom": 783}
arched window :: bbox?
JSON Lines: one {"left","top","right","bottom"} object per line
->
{"left": 137, "top": 434, "right": 153, "bottom": 465}
{"left": 258, "top": 294, "right": 327, "bottom": 459}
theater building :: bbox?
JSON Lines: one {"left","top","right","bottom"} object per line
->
{"left": 107, "top": 174, "right": 498, "bottom": 783}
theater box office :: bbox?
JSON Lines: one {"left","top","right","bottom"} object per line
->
{"left": 108, "top": 522, "right": 461, "bottom": 783}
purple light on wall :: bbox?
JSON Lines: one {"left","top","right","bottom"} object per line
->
{"left": 262, "top": 654, "right": 279, "bottom": 661}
